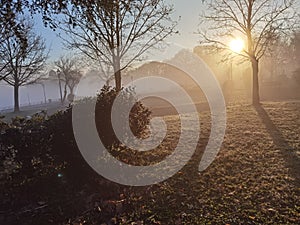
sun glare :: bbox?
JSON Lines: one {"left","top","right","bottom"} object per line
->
{"left": 229, "top": 38, "right": 244, "bottom": 53}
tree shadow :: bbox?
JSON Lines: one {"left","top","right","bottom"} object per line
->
{"left": 254, "top": 104, "right": 300, "bottom": 187}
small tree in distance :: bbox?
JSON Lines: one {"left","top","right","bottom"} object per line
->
{"left": 199, "top": 0, "right": 299, "bottom": 105}
{"left": 53, "top": 56, "right": 83, "bottom": 103}
{"left": 0, "top": 19, "right": 48, "bottom": 112}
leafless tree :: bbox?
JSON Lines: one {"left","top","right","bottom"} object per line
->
{"left": 199, "top": 0, "right": 299, "bottom": 105}
{"left": 291, "top": 31, "right": 300, "bottom": 85}
{"left": 0, "top": 10, "right": 25, "bottom": 79}
{"left": 53, "top": 56, "right": 83, "bottom": 103}
{"left": 82, "top": 56, "right": 114, "bottom": 87}
{"left": 59, "top": 0, "right": 177, "bottom": 91}
{"left": 0, "top": 1, "right": 28, "bottom": 61}
{"left": 0, "top": 19, "right": 48, "bottom": 112}
{"left": 94, "top": 60, "right": 114, "bottom": 86}
{"left": 0, "top": 28, "right": 11, "bottom": 78}
{"left": 291, "top": 31, "right": 300, "bottom": 67}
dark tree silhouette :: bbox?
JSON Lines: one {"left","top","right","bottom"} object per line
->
{"left": 0, "top": 2, "right": 26, "bottom": 79}
{"left": 291, "top": 32, "right": 300, "bottom": 85}
{"left": 0, "top": 1, "right": 108, "bottom": 66}
{"left": 0, "top": 20, "right": 48, "bottom": 112}
{"left": 293, "top": 32, "right": 300, "bottom": 85}
{"left": 59, "top": 0, "right": 177, "bottom": 91}
{"left": 53, "top": 56, "right": 83, "bottom": 103}
{"left": 199, "top": 0, "right": 299, "bottom": 105}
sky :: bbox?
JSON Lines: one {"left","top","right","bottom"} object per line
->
{"left": 169, "top": 0, "right": 206, "bottom": 48}
{"left": 33, "top": 0, "right": 206, "bottom": 62}
{"left": 0, "top": 1, "right": 206, "bottom": 109}
{"left": 1, "top": 1, "right": 299, "bottom": 109}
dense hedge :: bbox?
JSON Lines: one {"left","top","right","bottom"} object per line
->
{"left": 0, "top": 86, "right": 151, "bottom": 187}
{"left": 95, "top": 85, "right": 151, "bottom": 148}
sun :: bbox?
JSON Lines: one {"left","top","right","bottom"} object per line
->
{"left": 229, "top": 38, "right": 245, "bottom": 53}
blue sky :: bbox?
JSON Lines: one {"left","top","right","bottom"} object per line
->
{"left": 1, "top": 1, "right": 206, "bottom": 109}
{"left": 33, "top": 0, "right": 206, "bottom": 61}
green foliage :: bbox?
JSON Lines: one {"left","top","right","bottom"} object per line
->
{"left": 0, "top": 111, "right": 56, "bottom": 183}
{"left": 95, "top": 85, "right": 151, "bottom": 148}
{"left": 47, "top": 85, "right": 151, "bottom": 185}
{"left": 0, "top": 86, "right": 151, "bottom": 225}
{"left": 0, "top": 86, "right": 151, "bottom": 187}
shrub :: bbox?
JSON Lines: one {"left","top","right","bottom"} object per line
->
{"left": 0, "top": 112, "right": 57, "bottom": 185}
{"left": 95, "top": 85, "right": 151, "bottom": 148}
{"left": 0, "top": 86, "right": 151, "bottom": 187}
{"left": 47, "top": 86, "right": 151, "bottom": 186}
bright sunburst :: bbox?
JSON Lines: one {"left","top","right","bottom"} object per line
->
{"left": 229, "top": 38, "right": 245, "bottom": 53}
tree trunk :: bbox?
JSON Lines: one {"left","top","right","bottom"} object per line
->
{"left": 58, "top": 73, "right": 63, "bottom": 104}
{"left": 62, "top": 83, "right": 68, "bottom": 103}
{"left": 115, "top": 69, "right": 121, "bottom": 92}
{"left": 69, "top": 85, "right": 74, "bottom": 95}
{"left": 115, "top": 0, "right": 122, "bottom": 92}
{"left": 251, "top": 58, "right": 260, "bottom": 105}
{"left": 114, "top": 55, "right": 122, "bottom": 91}
{"left": 14, "top": 84, "right": 20, "bottom": 112}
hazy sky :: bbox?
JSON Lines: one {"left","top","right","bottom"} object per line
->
{"left": 1, "top": 1, "right": 206, "bottom": 109}
{"left": 33, "top": 0, "right": 205, "bottom": 61}
{"left": 168, "top": 0, "right": 205, "bottom": 48}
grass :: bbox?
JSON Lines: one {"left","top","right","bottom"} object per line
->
{"left": 1, "top": 101, "right": 299, "bottom": 224}
{"left": 0, "top": 101, "right": 66, "bottom": 123}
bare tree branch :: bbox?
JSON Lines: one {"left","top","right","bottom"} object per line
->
{"left": 199, "top": 0, "right": 299, "bottom": 104}
{"left": 57, "top": 0, "right": 177, "bottom": 91}
{"left": 0, "top": 18, "right": 48, "bottom": 112}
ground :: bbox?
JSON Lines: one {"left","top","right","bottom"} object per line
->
{"left": 0, "top": 101, "right": 66, "bottom": 123}
{"left": 0, "top": 101, "right": 299, "bottom": 224}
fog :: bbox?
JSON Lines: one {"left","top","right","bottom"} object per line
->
{"left": 1, "top": 44, "right": 299, "bottom": 112}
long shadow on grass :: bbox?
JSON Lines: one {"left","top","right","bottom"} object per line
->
{"left": 254, "top": 104, "right": 300, "bottom": 187}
